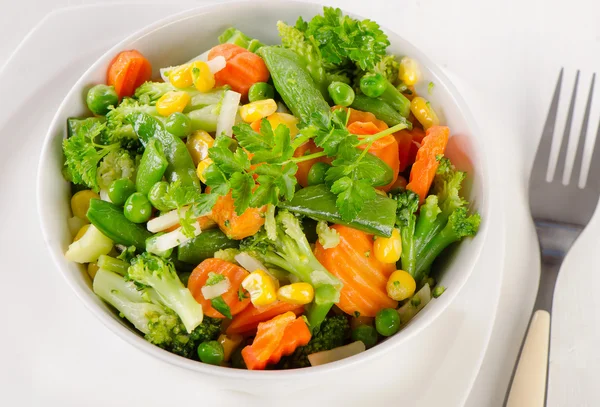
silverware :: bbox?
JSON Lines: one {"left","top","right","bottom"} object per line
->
{"left": 506, "top": 69, "right": 600, "bottom": 407}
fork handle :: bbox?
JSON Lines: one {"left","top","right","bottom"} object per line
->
{"left": 506, "top": 310, "right": 551, "bottom": 407}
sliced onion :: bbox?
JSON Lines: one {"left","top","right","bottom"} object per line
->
{"left": 147, "top": 222, "right": 201, "bottom": 253}
{"left": 308, "top": 341, "right": 366, "bottom": 366}
{"left": 234, "top": 252, "right": 267, "bottom": 273}
{"left": 147, "top": 207, "right": 188, "bottom": 233}
{"left": 201, "top": 277, "right": 231, "bottom": 299}
{"left": 99, "top": 189, "right": 111, "bottom": 202}
{"left": 160, "top": 54, "right": 226, "bottom": 84}
{"left": 187, "top": 50, "right": 210, "bottom": 63}
{"left": 206, "top": 56, "right": 226, "bottom": 74}
{"left": 216, "top": 90, "right": 241, "bottom": 137}
{"left": 397, "top": 283, "right": 432, "bottom": 326}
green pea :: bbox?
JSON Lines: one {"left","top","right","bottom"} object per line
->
{"left": 351, "top": 324, "right": 378, "bottom": 348}
{"left": 197, "top": 340, "right": 224, "bottom": 366}
{"left": 327, "top": 81, "right": 355, "bottom": 107}
{"left": 123, "top": 192, "right": 152, "bottom": 223}
{"left": 248, "top": 82, "right": 275, "bottom": 102}
{"left": 307, "top": 162, "right": 330, "bottom": 186}
{"left": 375, "top": 308, "right": 400, "bottom": 337}
{"left": 108, "top": 178, "right": 136, "bottom": 206}
{"left": 231, "top": 345, "right": 247, "bottom": 369}
{"left": 360, "top": 73, "right": 387, "bottom": 98}
{"left": 148, "top": 181, "right": 172, "bottom": 211}
{"left": 86, "top": 84, "right": 118, "bottom": 116}
{"left": 165, "top": 112, "right": 192, "bottom": 138}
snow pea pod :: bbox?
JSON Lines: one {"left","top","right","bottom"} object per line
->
{"left": 351, "top": 94, "right": 411, "bottom": 127}
{"left": 136, "top": 139, "right": 168, "bottom": 195}
{"left": 127, "top": 112, "right": 200, "bottom": 191}
{"left": 177, "top": 229, "right": 239, "bottom": 264}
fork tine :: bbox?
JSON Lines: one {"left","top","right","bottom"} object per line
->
{"left": 571, "top": 73, "right": 596, "bottom": 187}
{"left": 554, "top": 70, "right": 580, "bottom": 182}
{"left": 532, "top": 69, "right": 563, "bottom": 183}
{"left": 584, "top": 111, "right": 600, "bottom": 190}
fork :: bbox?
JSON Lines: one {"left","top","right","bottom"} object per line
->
{"left": 505, "top": 69, "right": 600, "bottom": 407}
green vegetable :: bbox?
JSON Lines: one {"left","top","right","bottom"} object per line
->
{"left": 187, "top": 105, "right": 219, "bottom": 132}
{"left": 108, "top": 178, "right": 135, "bottom": 206}
{"left": 165, "top": 112, "right": 192, "bottom": 138}
{"left": 177, "top": 229, "right": 239, "bottom": 264}
{"left": 197, "top": 341, "right": 225, "bottom": 365}
{"left": 218, "top": 27, "right": 264, "bottom": 52}
{"left": 97, "top": 254, "right": 130, "bottom": 276}
{"left": 351, "top": 325, "right": 378, "bottom": 348}
{"left": 86, "top": 84, "right": 118, "bottom": 116}
{"left": 127, "top": 252, "right": 204, "bottom": 333}
{"left": 359, "top": 73, "right": 387, "bottom": 98}
{"left": 248, "top": 82, "right": 275, "bottom": 102}
{"left": 87, "top": 199, "right": 152, "bottom": 250}
{"left": 145, "top": 233, "right": 174, "bottom": 258}
{"left": 241, "top": 210, "right": 342, "bottom": 330}
{"left": 354, "top": 55, "right": 399, "bottom": 86}
{"left": 279, "top": 184, "right": 397, "bottom": 237}
{"left": 375, "top": 308, "right": 400, "bottom": 337}
{"left": 96, "top": 149, "right": 137, "bottom": 191}
{"left": 316, "top": 220, "right": 340, "bottom": 249}
{"left": 279, "top": 315, "right": 350, "bottom": 368}
{"left": 307, "top": 162, "right": 330, "bottom": 186}
{"left": 432, "top": 286, "right": 446, "bottom": 298}
{"left": 124, "top": 192, "right": 152, "bottom": 223}
{"left": 231, "top": 346, "right": 247, "bottom": 369}
{"left": 327, "top": 81, "right": 355, "bottom": 107}
{"left": 210, "top": 296, "right": 232, "bottom": 319}
{"left": 351, "top": 94, "right": 411, "bottom": 126}
{"left": 67, "top": 117, "right": 105, "bottom": 138}
{"left": 257, "top": 46, "right": 330, "bottom": 121}
{"left": 136, "top": 139, "right": 168, "bottom": 195}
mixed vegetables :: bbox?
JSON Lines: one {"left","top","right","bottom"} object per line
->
{"left": 62, "top": 7, "right": 480, "bottom": 370}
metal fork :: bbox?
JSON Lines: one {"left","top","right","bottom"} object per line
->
{"left": 505, "top": 69, "right": 600, "bottom": 406}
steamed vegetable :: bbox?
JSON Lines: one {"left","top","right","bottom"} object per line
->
{"left": 107, "top": 50, "right": 152, "bottom": 98}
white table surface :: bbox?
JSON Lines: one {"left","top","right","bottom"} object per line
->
{"left": 2, "top": 0, "right": 600, "bottom": 405}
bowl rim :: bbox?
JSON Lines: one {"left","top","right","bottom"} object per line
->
{"left": 36, "top": 0, "right": 491, "bottom": 379}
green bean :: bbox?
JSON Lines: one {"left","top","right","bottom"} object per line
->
{"left": 136, "top": 139, "right": 168, "bottom": 195}
{"left": 248, "top": 82, "right": 275, "bottom": 102}
{"left": 87, "top": 199, "right": 152, "bottom": 250}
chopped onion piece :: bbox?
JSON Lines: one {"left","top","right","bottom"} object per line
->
{"left": 147, "top": 207, "right": 188, "bottom": 233}
{"left": 99, "top": 189, "right": 111, "bottom": 202}
{"left": 147, "top": 222, "right": 201, "bottom": 253}
{"left": 216, "top": 90, "right": 241, "bottom": 137}
{"left": 397, "top": 283, "right": 431, "bottom": 327}
{"left": 235, "top": 252, "right": 267, "bottom": 273}
{"left": 308, "top": 341, "right": 366, "bottom": 366}
{"left": 160, "top": 54, "right": 226, "bottom": 83}
{"left": 188, "top": 50, "right": 210, "bottom": 63}
{"left": 201, "top": 277, "right": 231, "bottom": 299}
{"left": 206, "top": 56, "right": 226, "bottom": 74}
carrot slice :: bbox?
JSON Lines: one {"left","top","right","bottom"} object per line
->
{"left": 394, "top": 127, "right": 426, "bottom": 172}
{"left": 187, "top": 258, "right": 251, "bottom": 318}
{"left": 293, "top": 139, "right": 332, "bottom": 187}
{"left": 347, "top": 108, "right": 388, "bottom": 131}
{"left": 226, "top": 301, "right": 305, "bottom": 335}
{"left": 210, "top": 192, "right": 266, "bottom": 240}
{"left": 406, "top": 126, "right": 450, "bottom": 203}
{"left": 314, "top": 225, "right": 397, "bottom": 317}
{"left": 107, "top": 50, "right": 152, "bottom": 98}
{"left": 242, "top": 312, "right": 311, "bottom": 370}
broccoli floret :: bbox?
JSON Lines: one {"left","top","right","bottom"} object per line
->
{"left": 354, "top": 54, "right": 399, "bottom": 87}
{"left": 96, "top": 149, "right": 137, "bottom": 190}
{"left": 393, "top": 190, "right": 419, "bottom": 276}
{"left": 241, "top": 210, "right": 342, "bottom": 329}
{"left": 134, "top": 81, "right": 177, "bottom": 105}
{"left": 105, "top": 98, "right": 157, "bottom": 147}
{"left": 127, "top": 252, "right": 204, "bottom": 333}
{"left": 279, "top": 315, "right": 350, "bottom": 369}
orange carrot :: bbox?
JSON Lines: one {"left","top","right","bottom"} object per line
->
{"left": 208, "top": 44, "right": 269, "bottom": 100}
{"left": 210, "top": 192, "right": 266, "bottom": 240}
{"left": 314, "top": 225, "right": 397, "bottom": 317}
{"left": 347, "top": 108, "right": 388, "bottom": 131}
{"left": 293, "top": 139, "right": 332, "bottom": 187}
{"left": 242, "top": 312, "right": 311, "bottom": 370}
{"left": 226, "top": 301, "right": 305, "bottom": 335}
{"left": 406, "top": 126, "right": 450, "bottom": 203}
{"left": 394, "top": 127, "right": 426, "bottom": 172}
{"left": 187, "top": 258, "right": 251, "bottom": 318}
{"left": 107, "top": 50, "right": 152, "bottom": 98}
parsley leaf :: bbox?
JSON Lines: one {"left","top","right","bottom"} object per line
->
{"left": 237, "top": 287, "right": 249, "bottom": 302}
{"left": 210, "top": 296, "right": 232, "bottom": 319}
{"left": 330, "top": 177, "right": 376, "bottom": 221}
{"left": 299, "top": 110, "right": 352, "bottom": 156}
{"left": 234, "top": 120, "right": 294, "bottom": 164}
{"left": 230, "top": 172, "right": 254, "bottom": 214}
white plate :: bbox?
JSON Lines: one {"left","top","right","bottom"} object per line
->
{"left": 0, "top": 4, "right": 505, "bottom": 406}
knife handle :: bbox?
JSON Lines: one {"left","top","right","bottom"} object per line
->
{"left": 506, "top": 310, "right": 551, "bottom": 407}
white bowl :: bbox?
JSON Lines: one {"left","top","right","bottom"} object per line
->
{"left": 37, "top": 0, "right": 490, "bottom": 394}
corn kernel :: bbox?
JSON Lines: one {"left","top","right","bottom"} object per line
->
{"left": 240, "top": 99, "right": 278, "bottom": 123}
{"left": 186, "top": 130, "right": 214, "bottom": 166}
{"left": 87, "top": 263, "right": 99, "bottom": 279}
{"left": 410, "top": 96, "right": 439, "bottom": 130}
{"left": 74, "top": 224, "right": 91, "bottom": 242}
{"left": 71, "top": 190, "right": 100, "bottom": 220}
{"left": 277, "top": 282, "right": 314, "bottom": 305}
{"left": 196, "top": 158, "right": 213, "bottom": 184}
{"left": 241, "top": 269, "right": 277, "bottom": 306}
{"left": 190, "top": 61, "right": 215, "bottom": 92}
{"left": 218, "top": 334, "right": 244, "bottom": 362}
{"left": 156, "top": 91, "right": 191, "bottom": 117}
{"left": 265, "top": 112, "right": 299, "bottom": 137}
{"left": 386, "top": 270, "right": 416, "bottom": 301}
{"left": 399, "top": 57, "right": 421, "bottom": 86}
{"left": 374, "top": 228, "right": 402, "bottom": 264}
{"left": 168, "top": 64, "right": 193, "bottom": 88}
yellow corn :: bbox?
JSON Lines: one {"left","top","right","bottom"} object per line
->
{"left": 196, "top": 158, "right": 213, "bottom": 184}
{"left": 410, "top": 96, "right": 439, "bottom": 130}
{"left": 71, "top": 190, "right": 99, "bottom": 220}
{"left": 241, "top": 269, "right": 278, "bottom": 306}
{"left": 218, "top": 334, "right": 244, "bottom": 362}
{"left": 74, "top": 224, "right": 91, "bottom": 242}
{"left": 399, "top": 56, "right": 420, "bottom": 86}
{"left": 186, "top": 130, "right": 214, "bottom": 166}
{"left": 373, "top": 228, "right": 402, "bottom": 264}
{"left": 386, "top": 270, "right": 416, "bottom": 301}
{"left": 277, "top": 282, "right": 314, "bottom": 305}
{"left": 87, "top": 263, "right": 100, "bottom": 279}
{"left": 265, "top": 112, "right": 299, "bottom": 137}
{"left": 239, "top": 99, "right": 278, "bottom": 123}
{"left": 190, "top": 61, "right": 215, "bottom": 92}
{"left": 156, "top": 91, "right": 191, "bottom": 117}
{"left": 168, "top": 64, "right": 193, "bottom": 88}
